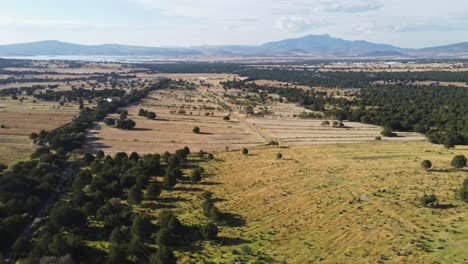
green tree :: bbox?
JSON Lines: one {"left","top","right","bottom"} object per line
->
{"left": 12, "top": 236, "right": 31, "bottom": 258}
{"left": 451, "top": 155, "right": 467, "bottom": 169}
{"left": 192, "top": 126, "right": 200, "bottom": 134}
{"left": 420, "top": 194, "right": 438, "bottom": 207}
{"left": 421, "top": 160, "right": 432, "bottom": 170}
{"left": 210, "top": 206, "right": 221, "bottom": 222}
{"left": 128, "top": 186, "right": 143, "bottom": 206}
{"left": 50, "top": 205, "right": 87, "bottom": 230}
{"left": 146, "top": 182, "right": 161, "bottom": 200}
{"left": 154, "top": 245, "right": 176, "bottom": 264}
{"left": 131, "top": 215, "right": 153, "bottom": 241}
{"left": 109, "top": 228, "right": 127, "bottom": 245}
{"left": 459, "top": 178, "right": 468, "bottom": 203}
{"left": 242, "top": 148, "right": 249, "bottom": 155}
{"left": 190, "top": 168, "right": 202, "bottom": 183}
{"left": 108, "top": 245, "right": 127, "bottom": 264}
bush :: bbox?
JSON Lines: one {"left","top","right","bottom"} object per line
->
{"left": 451, "top": 155, "right": 467, "bottom": 169}
{"left": 223, "top": 116, "right": 230, "bottom": 121}
{"left": 242, "top": 148, "right": 249, "bottom": 155}
{"left": 420, "top": 194, "right": 438, "bottom": 207}
{"left": 192, "top": 126, "right": 200, "bottom": 134}
{"left": 147, "top": 112, "right": 157, "bottom": 120}
{"left": 458, "top": 178, "right": 468, "bottom": 203}
{"left": 50, "top": 205, "right": 87, "bottom": 230}
{"left": 104, "top": 118, "right": 116, "bottom": 126}
{"left": 276, "top": 153, "right": 283, "bottom": 159}
{"left": 190, "top": 168, "right": 202, "bottom": 183}
{"left": 115, "top": 119, "right": 136, "bottom": 130}
{"left": 421, "top": 160, "right": 432, "bottom": 170}
{"left": 146, "top": 182, "right": 161, "bottom": 200}
{"left": 207, "top": 153, "right": 214, "bottom": 160}
{"left": 128, "top": 186, "right": 143, "bottom": 205}
{"left": 375, "top": 136, "right": 382, "bottom": 141}
{"left": 381, "top": 127, "right": 397, "bottom": 137}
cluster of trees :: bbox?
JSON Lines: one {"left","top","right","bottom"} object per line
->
{"left": 0, "top": 147, "right": 69, "bottom": 256}
{"left": 419, "top": 155, "right": 468, "bottom": 207}
{"left": 17, "top": 146, "right": 218, "bottom": 263}
{"left": 0, "top": 79, "right": 172, "bottom": 262}
{"left": 240, "top": 69, "right": 468, "bottom": 88}
{"left": 222, "top": 79, "right": 340, "bottom": 112}
{"left": 33, "top": 88, "right": 126, "bottom": 102}
{"left": 138, "top": 108, "right": 157, "bottom": 120}
{"left": 223, "top": 76, "right": 468, "bottom": 146}
{"left": 34, "top": 80, "right": 170, "bottom": 150}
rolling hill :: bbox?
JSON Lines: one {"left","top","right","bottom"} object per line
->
{"left": 1, "top": 35, "right": 468, "bottom": 58}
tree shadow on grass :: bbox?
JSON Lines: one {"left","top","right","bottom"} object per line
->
{"left": 159, "top": 196, "right": 190, "bottom": 203}
{"left": 217, "top": 236, "right": 250, "bottom": 246}
{"left": 199, "top": 181, "right": 222, "bottom": 186}
{"left": 221, "top": 212, "right": 246, "bottom": 227}
{"left": 433, "top": 203, "right": 457, "bottom": 209}
{"left": 174, "top": 186, "right": 204, "bottom": 192}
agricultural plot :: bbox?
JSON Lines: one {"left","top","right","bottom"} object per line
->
{"left": 0, "top": 97, "right": 78, "bottom": 164}
{"left": 85, "top": 88, "right": 267, "bottom": 155}
{"left": 200, "top": 141, "right": 468, "bottom": 263}
{"left": 86, "top": 74, "right": 425, "bottom": 156}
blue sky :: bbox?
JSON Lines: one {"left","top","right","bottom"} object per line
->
{"left": 1, "top": 0, "right": 468, "bottom": 48}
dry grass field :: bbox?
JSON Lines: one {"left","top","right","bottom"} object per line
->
{"left": 85, "top": 74, "right": 424, "bottom": 155}
{"left": 184, "top": 141, "right": 467, "bottom": 263}
{"left": 84, "top": 88, "right": 266, "bottom": 155}
{"left": 0, "top": 97, "right": 78, "bottom": 164}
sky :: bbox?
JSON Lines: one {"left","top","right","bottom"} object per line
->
{"left": 1, "top": 0, "right": 468, "bottom": 48}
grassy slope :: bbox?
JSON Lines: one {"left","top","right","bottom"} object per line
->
{"left": 195, "top": 141, "right": 468, "bottom": 263}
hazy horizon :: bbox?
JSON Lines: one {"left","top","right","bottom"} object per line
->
{"left": 1, "top": 0, "right": 468, "bottom": 48}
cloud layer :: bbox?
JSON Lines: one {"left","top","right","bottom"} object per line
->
{"left": 0, "top": 0, "right": 468, "bottom": 48}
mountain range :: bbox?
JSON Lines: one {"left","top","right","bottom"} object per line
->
{"left": 1, "top": 34, "right": 468, "bottom": 59}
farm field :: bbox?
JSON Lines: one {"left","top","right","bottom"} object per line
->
{"left": 84, "top": 88, "right": 267, "bottom": 154}
{"left": 0, "top": 97, "right": 78, "bottom": 164}
{"left": 85, "top": 74, "right": 424, "bottom": 155}
{"left": 193, "top": 141, "right": 468, "bottom": 263}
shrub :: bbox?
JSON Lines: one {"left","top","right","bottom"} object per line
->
{"left": 190, "top": 168, "right": 202, "bottom": 183}
{"left": 276, "top": 153, "right": 283, "bottom": 159}
{"left": 375, "top": 136, "right": 382, "bottom": 141}
{"left": 207, "top": 153, "right": 214, "bottom": 160}
{"left": 128, "top": 186, "right": 143, "bottom": 205}
{"left": 420, "top": 194, "right": 438, "bottom": 207}
{"left": 421, "top": 160, "right": 432, "bottom": 170}
{"left": 451, "top": 155, "right": 467, "bottom": 169}
{"left": 104, "top": 118, "right": 116, "bottom": 126}
{"left": 458, "top": 178, "right": 468, "bottom": 203}
{"left": 146, "top": 182, "right": 161, "bottom": 200}
{"left": 192, "top": 126, "right": 200, "bottom": 134}
{"left": 115, "top": 119, "right": 136, "bottom": 130}
{"left": 223, "top": 116, "right": 230, "bottom": 121}
{"left": 146, "top": 112, "right": 157, "bottom": 120}
{"left": 242, "top": 148, "right": 249, "bottom": 155}
{"left": 381, "top": 127, "right": 397, "bottom": 137}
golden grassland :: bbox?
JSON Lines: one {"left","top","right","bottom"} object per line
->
{"left": 0, "top": 97, "right": 79, "bottom": 164}
{"left": 187, "top": 141, "right": 468, "bottom": 263}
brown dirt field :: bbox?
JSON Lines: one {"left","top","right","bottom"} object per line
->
{"left": 199, "top": 142, "right": 468, "bottom": 263}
